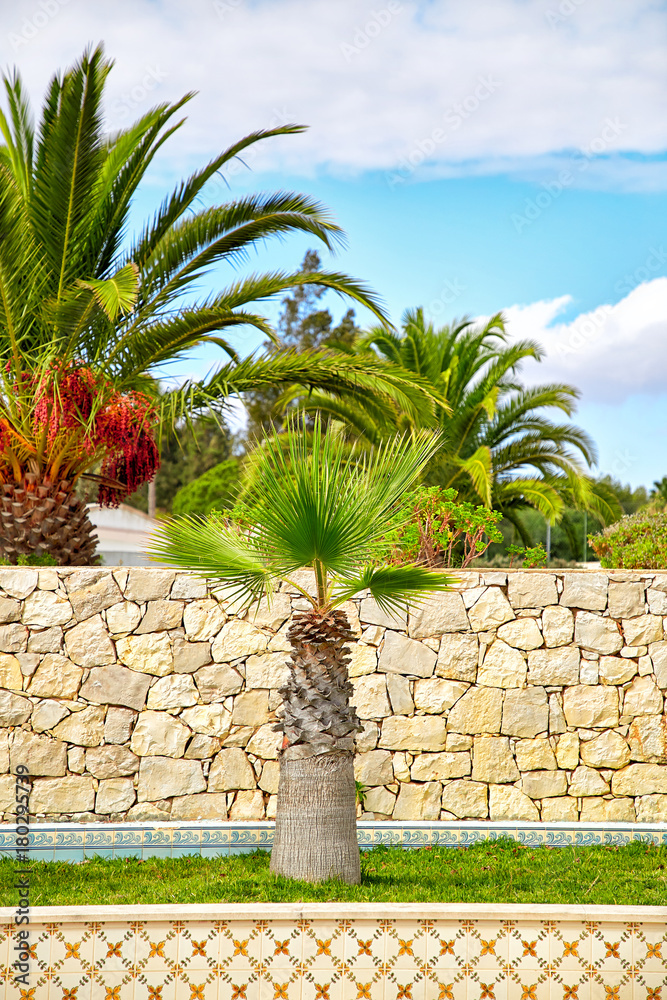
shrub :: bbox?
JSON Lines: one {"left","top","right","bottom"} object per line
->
{"left": 171, "top": 459, "right": 240, "bottom": 517}
{"left": 589, "top": 510, "right": 667, "bottom": 568}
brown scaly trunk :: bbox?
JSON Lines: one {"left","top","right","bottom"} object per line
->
{"left": 0, "top": 474, "right": 99, "bottom": 566}
{"left": 270, "top": 608, "right": 362, "bottom": 884}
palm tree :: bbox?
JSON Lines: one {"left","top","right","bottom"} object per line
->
{"left": 0, "top": 46, "right": 435, "bottom": 564}
{"left": 149, "top": 417, "right": 453, "bottom": 884}
{"left": 279, "top": 308, "right": 620, "bottom": 535}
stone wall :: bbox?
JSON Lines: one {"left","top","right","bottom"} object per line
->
{"left": 1, "top": 566, "right": 667, "bottom": 824}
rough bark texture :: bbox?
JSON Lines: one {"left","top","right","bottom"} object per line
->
{"left": 0, "top": 476, "right": 99, "bottom": 565}
{"left": 271, "top": 608, "right": 362, "bottom": 884}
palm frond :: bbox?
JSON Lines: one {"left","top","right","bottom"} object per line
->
{"left": 331, "top": 563, "right": 454, "bottom": 614}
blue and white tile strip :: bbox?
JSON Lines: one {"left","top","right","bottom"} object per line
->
{"left": 0, "top": 820, "right": 665, "bottom": 862}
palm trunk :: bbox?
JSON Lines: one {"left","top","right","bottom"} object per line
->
{"left": 270, "top": 608, "right": 362, "bottom": 884}
{"left": 0, "top": 475, "right": 99, "bottom": 565}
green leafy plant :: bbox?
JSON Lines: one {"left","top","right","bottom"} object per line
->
{"left": 171, "top": 458, "right": 240, "bottom": 517}
{"left": 506, "top": 543, "right": 547, "bottom": 568}
{"left": 355, "top": 781, "right": 367, "bottom": 810}
{"left": 380, "top": 486, "right": 503, "bottom": 569}
{"left": 589, "top": 510, "right": 667, "bottom": 569}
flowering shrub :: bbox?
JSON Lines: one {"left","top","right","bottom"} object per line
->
{"left": 589, "top": 510, "right": 667, "bottom": 569}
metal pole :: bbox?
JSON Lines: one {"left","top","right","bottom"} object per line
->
{"left": 546, "top": 521, "right": 551, "bottom": 561}
{"left": 582, "top": 511, "right": 587, "bottom": 563}
{"left": 148, "top": 479, "right": 156, "bottom": 520}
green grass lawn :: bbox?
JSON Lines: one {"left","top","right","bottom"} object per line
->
{"left": 1, "top": 840, "right": 667, "bottom": 907}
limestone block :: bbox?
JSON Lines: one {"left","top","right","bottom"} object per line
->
{"left": 171, "top": 793, "right": 228, "bottom": 820}
{"left": 635, "top": 794, "right": 667, "bottom": 823}
{"left": 489, "top": 784, "right": 539, "bottom": 821}
{"left": 556, "top": 732, "right": 580, "bottom": 769}
{"left": 223, "top": 727, "right": 254, "bottom": 748}
{"left": 608, "top": 582, "right": 645, "bottom": 619}
{"left": 170, "top": 575, "right": 207, "bottom": 600}
{"left": 10, "top": 730, "right": 66, "bottom": 775}
{"left": 436, "top": 633, "right": 478, "bottom": 682}
{"left": 515, "top": 738, "right": 557, "bottom": 771}
{"left": 0, "top": 599, "right": 21, "bottom": 624}
{"left": 31, "top": 700, "right": 69, "bottom": 733}
{"left": 180, "top": 704, "right": 232, "bottom": 738}
{"left": 360, "top": 597, "right": 407, "bottom": 630}
{"left": 194, "top": 663, "right": 243, "bottom": 702}
{"left": 447, "top": 687, "right": 504, "bottom": 735}
{"left": 65, "top": 614, "right": 115, "bottom": 668}
{"left": 541, "top": 606, "right": 574, "bottom": 647}
{"left": 541, "top": 797, "right": 578, "bottom": 821}
{"left": 116, "top": 633, "right": 172, "bottom": 676}
{"left": 16, "top": 653, "right": 38, "bottom": 677}
{"left": 649, "top": 640, "right": 667, "bottom": 688}
{"left": 580, "top": 797, "right": 636, "bottom": 822}
{"left": 172, "top": 638, "right": 211, "bottom": 674}
{"left": 363, "top": 786, "right": 396, "bottom": 816}
{"left": 360, "top": 625, "right": 384, "bottom": 646}
{"left": 391, "top": 751, "right": 410, "bottom": 780}
{"left": 410, "top": 751, "right": 470, "bottom": 781}
{"left": 68, "top": 746, "right": 85, "bottom": 774}
{"left": 85, "top": 745, "right": 140, "bottom": 778}
{"left": 137, "top": 757, "right": 205, "bottom": 801}
{"left": 501, "top": 687, "right": 549, "bottom": 738}
{"left": 562, "top": 686, "right": 619, "bottom": 728}
{"left": 521, "top": 769, "right": 567, "bottom": 798}
{"left": 548, "top": 693, "right": 567, "bottom": 735}
{"left": 245, "top": 653, "right": 289, "bottom": 689}
{"left": 611, "top": 763, "right": 667, "bottom": 796}
{"left": 579, "top": 660, "right": 599, "bottom": 684}
{"left": 408, "top": 592, "right": 469, "bottom": 638}
{"left": 246, "top": 593, "right": 292, "bottom": 631}
{"left": 508, "top": 572, "right": 557, "bottom": 608}
{"left": 0, "top": 624, "right": 28, "bottom": 653}
{"left": 413, "top": 677, "right": 468, "bottom": 713}
{"left": 104, "top": 707, "right": 136, "bottom": 744}
{"left": 478, "top": 641, "right": 527, "bottom": 688}
{"left": 124, "top": 568, "right": 176, "bottom": 601}
{"left": 348, "top": 643, "right": 378, "bottom": 678}
{"left": 467, "top": 588, "right": 515, "bottom": 632}
{"left": 232, "top": 690, "right": 270, "bottom": 727}
{"left": 185, "top": 734, "right": 222, "bottom": 759}
{"left": 246, "top": 723, "right": 282, "bottom": 760}
{"left": 106, "top": 601, "right": 142, "bottom": 635}
{"left": 230, "top": 789, "right": 265, "bottom": 820}
{"left": 351, "top": 674, "right": 391, "bottom": 719}
{"left": 527, "top": 645, "right": 579, "bottom": 686}
{"left": 130, "top": 711, "right": 191, "bottom": 757}
{"left": 386, "top": 673, "right": 414, "bottom": 715}
{"left": 355, "top": 750, "right": 394, "bottom": 786}
{"left": 147, "top": 674, "right": 198, "bottom": 711}
{"left": 0, "top": 689, "right": 32, "bottom": 725}
{"left": 574, "top": 612, "right": 622, "bottom": 655}
{"left": 647, "top": 589, "right": 667, "bottom": 616}
{"left": 69, "top": 575, "right": 122, "bottom": 622}
{"left": 134, "top": 600, "right": 184, "bottom": 635}
{"left": 497, "top": 617, "right": 543, "bottom": 650}
{"left": 599, "top": 655, "right": 637, "bottom": 686}
{"left": 31, "top": 776, "right": 95, "bottom": 814}
{"left": 0, "top": 568, "right": 37, "bottom": 599}
{"left": 560, "top": 573, "right": 608, "bottom": 611}
{"left": 80, "top": 664, "right": 151, "bottom": 711}
{"left": 378, "top": 715, "right": 447, "bottom": 751}
{"left": 0, "top": 774, "right": 17, "bottom": 812}
{"left": 627, "top": 715, "right": 667, "bottom": 762}
{"left": 182, "top": 599, "right": 227, "bottom": 641}
{"left": 51, "top": 705, "right": 105, "bottom": 746}
{"left": 568, "top": 765, "right": 610, "bottom": 796}
{"left": 472, "top": 736, "right": 519, "bottom": 783}
{"left": 622, "top": 675, "right": 663, "bottom": 718}
{"left": 27, "top": 654, "right": 82, "bottom": 699}
{"left": 623, "top": 615, "right": 664, "bottom": 647}
{"left": 393, "top": 781, "right": 442, "bottom": 820}
{"left": 378, "top": 630, "right": 436, "bottom": 678}
{"left": 440, "top": 779, "right": 488, "bottom": 819}
{"left": 208, "top": 748, "right": 256, "bottom": 791}
{"left": 212, "top": 620, "right": 268, "bottom": 661}
{"left": 0, "top": 654, "right": 23, "bottom": 692}
{"left": 259, "top": 760, "right": 280, "bottom": 794}
{"left": 579, "top": 731, "right": 631, "bottom": 770}
{"left": 95, "top": 778, "right": 136, "bottom": 814}
{"left": 26, "top": 626, "right": 60, "bottom": 653}
{"left": 22, "top": 590, "right": 72, "bottom": 627}
{"left": 355, "top": 722, "right": 379, "bottom": 753}
{"left": 126, "top": 802, "right": 171, "bottom": 822}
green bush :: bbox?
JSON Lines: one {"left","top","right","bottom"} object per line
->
{"left": 171, "top": 458, "right": 240, "bottom": 517}
{"left": 589, "top": 509, "right": 667, "bottom": 568}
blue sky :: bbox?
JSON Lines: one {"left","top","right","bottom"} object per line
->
{"left": 3, "top": 0, "right": 667, "bottom": 486}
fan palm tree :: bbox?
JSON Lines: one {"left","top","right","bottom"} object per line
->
{"left": 150, "top": 416, "right": 453, "bottom": 884}
{"left": 279, "top": 308, "right": 620, "bottom": 533}
{"left": 0, "top": 45, "right": 436, "bottom": 564}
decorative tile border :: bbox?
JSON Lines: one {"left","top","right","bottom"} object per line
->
{"left": 0, "top": 820, "right": 665, "bottom": 862}
{"left": 2, "top": 901, "right": 666, "bottom": 998}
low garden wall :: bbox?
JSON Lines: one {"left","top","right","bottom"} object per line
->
{"left": 1, "top": 566, "right": 667, "bottom": 824}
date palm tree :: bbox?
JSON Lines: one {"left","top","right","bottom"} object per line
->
{"left": 0, "top": 45, "right": 435, "bottom": 563}
{"left": 149, "top": 416, "right": 453, "bottom": 884}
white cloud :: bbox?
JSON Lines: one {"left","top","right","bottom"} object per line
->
{"left": 1, "top": 0, "right": 665, "bottom": 187}
{"left": 502, "top": 277, "right": 667, "bottom": 404}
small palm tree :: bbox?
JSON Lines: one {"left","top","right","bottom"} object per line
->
{"left": 150, "top": 417, "right": 453, "bottom": 884}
